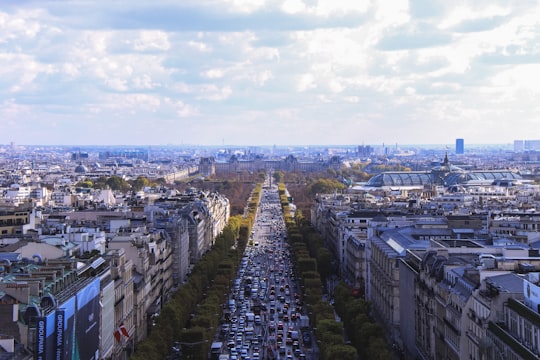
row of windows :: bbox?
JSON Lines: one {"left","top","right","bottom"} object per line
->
{"left": 506, "top": 308, "right": 540, "bottom": 353}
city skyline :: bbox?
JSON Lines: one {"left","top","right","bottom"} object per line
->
{"left": 1, "top": 1, "right": 539, "bottom": 146}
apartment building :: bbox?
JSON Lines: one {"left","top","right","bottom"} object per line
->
{"left": 0, "top": 185, "right": 230, "bottom": 359}
{"left": 489, "top": 212, "right": 540, "bottom": 245}
{"left": 0, "top": 205, "right": 35, "bottom": 235}
{"left": 312, "top": 172, "right": 540, "bottom": 359}
{"left": 0, "top": 256, "right": 114, "bottom": 360}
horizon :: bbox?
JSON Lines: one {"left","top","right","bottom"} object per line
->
{"left": 1, "top": 142, "right": 517, "bottom": 152}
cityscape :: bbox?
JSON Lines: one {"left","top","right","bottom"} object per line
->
{"left": 1, "top": 139, "right": 540, "bottom": 360}
{"left": 2, "top": 1, "right": 540, "bottom": 360}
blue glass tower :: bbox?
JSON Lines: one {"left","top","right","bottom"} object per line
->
{"left": 456, "top": 138, "right": 464, "bottom": 154}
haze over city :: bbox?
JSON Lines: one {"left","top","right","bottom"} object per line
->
{"left": 1, "top": 0, "right": 539, "bottom": 146}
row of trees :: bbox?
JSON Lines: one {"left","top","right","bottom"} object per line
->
{"left": 175, "top": 173, "right": 266, "bottom": 215}
{"left": 333, "top": 283, "right": 393, "bottom": 359}
{"left": 76, "top": 176, "right": 166, "bottom": 192}
{"left": 130, "top": 183, "right": 263, "bottom": 359}
{"left": 279, "top": 182, "right": 393, "bottom": 360}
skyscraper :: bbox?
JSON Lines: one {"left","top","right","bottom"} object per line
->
{"left": 456, "top": 138, "right": 464, "bottom": 154}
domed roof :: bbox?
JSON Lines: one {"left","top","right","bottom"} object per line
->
{"left": 75, "top": 163, "right": 88, "bottom": 173}
{"left": 431, "top": 153, "right": 464, "bottom": 173}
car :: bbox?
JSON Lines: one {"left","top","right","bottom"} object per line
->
{"left": 302, "top": 332, "right": 312, "bottom": 346}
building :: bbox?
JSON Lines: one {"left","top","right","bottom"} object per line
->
{"left": 456, "top": 139, "right": 464, "bottom": 155}
{"left": 356, "top": 154, "right": 523, "bottom": 191}
{"left": 0, "top": 205, "right": 35, "bottom": 236}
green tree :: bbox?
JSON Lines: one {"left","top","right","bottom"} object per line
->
{"left": 76, "top": 180, "right": 93, "bottom": 188}
{"left": 107, "top": 176, "right": 130, "bottom": 192}
{"left": 366, "top": 338, "right": 393, "bottom": 360}
{"left": 308, "top": 178, "right": 346, "bottom": 196}
{"left": 131, "top": 176, "right": 150, "bottom": 191}
{"left": 325, "top": 344, "right": 357, "bottom": 360}
{"left": 317, "top": 247, "right": 334, "bottom": 279}
{"left": 273, "top": 171, "right": 284, "bottom": 183}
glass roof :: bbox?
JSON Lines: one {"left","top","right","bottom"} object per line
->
{"left": 366, "top": 172, "right": 433, "bottom": 187}
{"left": 366, "top": 170, "right": 522, "bottom": 188}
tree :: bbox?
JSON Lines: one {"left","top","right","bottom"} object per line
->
{"left": 317, "top": 247, "right": 334, "bottom": 280}
{"left": 273, "top": 171, "right": 284, "bottom": 183}
{"left": 308, "top": 178, "right": 346, "bottom": 196}
{"left": 325, "top": 344, "right": 357, "bottom": 360}
{"left": 107, "top": 176, "right": 130, "bottom": 192}
{"left": 131, "top": 176, "right": 150, "bottom": 191}
{"left": 76, "top": 180, "right": 93, "bottom": 188}
{"left": 366, "top": 338, "right": 393, "bottom": 360}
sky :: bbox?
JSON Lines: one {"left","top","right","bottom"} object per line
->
{"left": 1, "top": 0, "right": 540, "bottom": 147}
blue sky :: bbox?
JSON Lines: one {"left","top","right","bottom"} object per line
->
{"left": 1, "top": 0, "right": 539, "bottom": 146}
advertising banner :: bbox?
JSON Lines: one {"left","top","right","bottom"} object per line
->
{"left": 35, "top": 316, "right": 47, "bottom": 360}
{"left": 75, "top": 278, "right": 101, "bottom": 360}
{"left": 55, "top": 309, "right": 65, "bottom": 360}
{"left": 524, "top": 279, "right": 540, "bottom": 312}
{"left": 58, "top": 295, "right": 76, "bottom": 360}
{"left": 35, "top": 311, "right": 56, "bottom": 360}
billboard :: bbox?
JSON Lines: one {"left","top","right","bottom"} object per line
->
{"left": 74, "top": 278, "right": 101, "bottom": 360}
{"left": 57, "top": 296, "right": 76, "bottom": 360}
{"left": 55, "top": 309, "right": 65, "bottom": 360}
{"left": 100, "top": 281, "right": 115, "bottom": 359}
{"left": 524, "top": 279, "right": 540, "bottom": 312}
{"left": 35, "top": 311, "right": 56, "bottom": 360}
{"left": 35, "top": 316, "right": 46, "bottom": 360}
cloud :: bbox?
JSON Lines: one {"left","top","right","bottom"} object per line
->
{"left": 451, "top": 16, "right": 508, "bottom": 33}
{"left": 0, "top": 0, "right": 539, "bottom": 146}
{"left": 377, "top": 23, "right": 453, "bottom": 50}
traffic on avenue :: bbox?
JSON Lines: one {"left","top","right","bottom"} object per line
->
{"left": 210, "top": 178, "right": 316, "bottom": 360}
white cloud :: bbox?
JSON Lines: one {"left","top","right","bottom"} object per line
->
{"left": 202, "top": 68, "right": 225, "bottom": 79}
{"left": 314, "top": 0, "right": 372, "bottom": 16}
{"left": 253, "top": 69, "right": 273, "bottom": 86}
{"left": 297, "top": 73, "right": 316, "bottom": 92}
{"left": 196, "top": 84, "right": 233, "bottom": 101}
{"left": 0, "top": 0, "right": 539, "bottom": 145}
{"left": 134, "top": 30, "right": 171, "bottom": 51}
{"left": 187, "top": 40, "right": 212, "bottom": 52}
{"left": 491, "top": 64, "right": 540, "bottom": 94}
{"left": 439, "top": 5, "right": 511, "bottom": 30}
{"left": 221, "top": 0, "right": 268, "bottom": 14}
{"left": 281, "top": 0, "right": 306, "bottom": 15}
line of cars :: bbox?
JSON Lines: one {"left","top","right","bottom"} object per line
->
{"left": 212, "top": 179, "right": 312, "bottom": 360}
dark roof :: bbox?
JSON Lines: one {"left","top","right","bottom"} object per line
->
{"left": 364, "top": 169, "right": 522, "bottom": 188}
